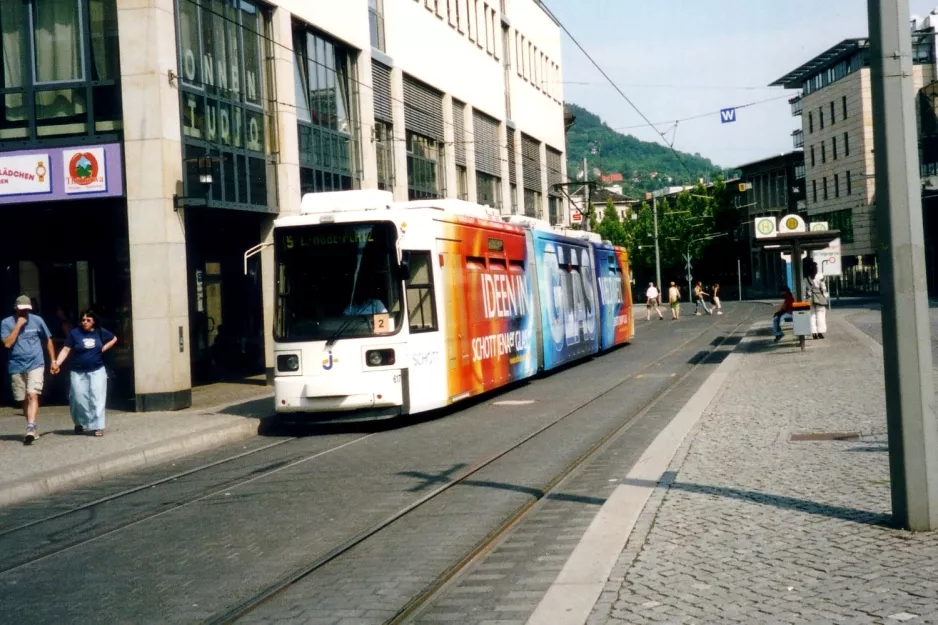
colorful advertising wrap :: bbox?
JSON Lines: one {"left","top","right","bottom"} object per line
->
{"left": 594, "top": 243, "right": 633, "bottom": 350}
{"left": 531, "top": 230, "right": 599, "bottom": 371}
{"left": 0, "top": 143, "right": 123, "bottom": 204}
{"left": 441, "top": 218, "right": 537, "bottom": 400}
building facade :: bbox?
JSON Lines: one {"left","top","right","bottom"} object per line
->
{"left": 0, "top": 0, "right": 568, "bottom": 411}
{"left": 734, "top": 151, "right": 806, "bottom": 295}
{"left": 772, "top": 32, "right": 937, "bottom": 290}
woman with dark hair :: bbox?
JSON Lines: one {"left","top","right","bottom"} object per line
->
{"left": 52, "top": 310, "right": 117, "bottom": 436}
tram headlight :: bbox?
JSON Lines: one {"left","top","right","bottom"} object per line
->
{"left": 277, "top": 354, "right": 300, "bottom": 372}
{"left": 366, "top": 349, "right": 395, "bottom": 367}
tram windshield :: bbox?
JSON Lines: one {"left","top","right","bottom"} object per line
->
{"left": 274, "top": 222, "right": 404, "bottom": 342}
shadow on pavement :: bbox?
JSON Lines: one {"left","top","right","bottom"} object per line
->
{"left": 622, "top": 474, "right": 892, "bottom": 528}
{"left": 397, "top": 466, "right": 608, "bottom": 506}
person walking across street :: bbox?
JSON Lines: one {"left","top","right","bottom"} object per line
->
{"left": 1, "top": 295, "right": 58, "bottom": 444}
{"left": 773, "top": 286, "right": 795, "bottom": 343}
{"left": 712, "top": 283, "right": 723, "bottom": 315}
{"left": 53, "top": 310, "right": 117, "bottom": 437}
{"left": 804, "top": 262, "right": 829, "bottom": 339}
{"left": 668, "top": 282, "right": 681, "bottom": 320}
{"left": 693, "top": 282, "right": 713, "bottom": 316}
{"left": 645, "top": 282, "right": 664, "bottom": 321}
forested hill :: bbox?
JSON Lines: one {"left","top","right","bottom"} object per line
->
{"left": 565, "top": 103, "right": 719, "bottom": 195}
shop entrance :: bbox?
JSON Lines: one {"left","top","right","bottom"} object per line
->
{"left": 0, "top": 199, "right": 133, "bottom": 408}
{"left": 186, "top": 209, "right": 266, "bottom": 385}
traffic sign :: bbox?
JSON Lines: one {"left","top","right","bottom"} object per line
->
{"left": 720, "top": 108, "right": 737, "bottom": 123}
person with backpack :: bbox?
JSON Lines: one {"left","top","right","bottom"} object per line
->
{"left": 804, "top": 261, "right": 829, "bottom": 339}
{"left": 52, "top": 310, "right": 117, "bottom": 437}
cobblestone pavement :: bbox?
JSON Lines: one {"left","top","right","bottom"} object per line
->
{"left": 589, "top": 311, "right": 938, "bottom": 625}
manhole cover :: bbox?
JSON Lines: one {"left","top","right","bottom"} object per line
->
{"left": 790, "top": 432, "right": 861, "bottom": 442}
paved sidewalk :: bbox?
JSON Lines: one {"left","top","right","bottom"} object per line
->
{"left": 0, "top": 379, "right": 273, "bottom": 506}
{"left": 587, "top": 310, "right": 938, "bottom": 624}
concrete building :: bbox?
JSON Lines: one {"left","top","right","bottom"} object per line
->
{"left": 771, "top": 28, "right": 938, "bottom": 289}
{"left": 0, "top": 0, "right": 568, "bottom": 411}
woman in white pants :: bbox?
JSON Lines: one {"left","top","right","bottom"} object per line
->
{"left": 804, "top": 265, "right": 829, "bottom": 339}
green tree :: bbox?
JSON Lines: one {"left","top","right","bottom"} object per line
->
{"left": 596, "top": 198, "right": 627, "bottom": 247}
{"left": 587, "top": 201, "right": 600, "bottom": 233}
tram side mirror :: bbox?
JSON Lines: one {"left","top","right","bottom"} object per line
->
{"left": 397, "top": 260, "right": 411, "bottom": 282}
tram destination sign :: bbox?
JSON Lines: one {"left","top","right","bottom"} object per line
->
{"left": 0, "top": 143, "right": 124, "bottom": 205}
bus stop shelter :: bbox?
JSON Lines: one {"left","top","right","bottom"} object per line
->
{"left": 753, "top": 230, "right": 841, "bottom": 301}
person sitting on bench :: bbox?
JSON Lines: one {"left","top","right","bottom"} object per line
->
{"left": 773, "top": 286, "right": 795, "bottom": 343}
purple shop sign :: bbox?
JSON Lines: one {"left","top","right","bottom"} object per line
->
{"left": 0, "top": 142, "right": 124, "bottom": 205}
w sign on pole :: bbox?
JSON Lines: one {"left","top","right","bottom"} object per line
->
{"left": 720, "top": 108, "right": 737, "bottom": 123}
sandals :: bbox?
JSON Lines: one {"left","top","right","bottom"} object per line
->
{"left": 93, "top": 430, "right": 104, "bottom": 437}
{"left": 74, "top": 425, "right": 84, "bottom": 434}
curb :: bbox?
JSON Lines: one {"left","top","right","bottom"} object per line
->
{"left": 0, "top": 415, "right": 272, "bottom": 508}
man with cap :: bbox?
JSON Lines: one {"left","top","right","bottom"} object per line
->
{"left": 1, "top": 296, "right": 59, "bottom": 444}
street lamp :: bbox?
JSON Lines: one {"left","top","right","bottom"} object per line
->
{"left": 684, "top": 232, "right": 728, "bottom": 302}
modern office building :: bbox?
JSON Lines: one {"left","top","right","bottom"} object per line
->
{"left": 771, "top": 26, "right": 937, "bottom": 289}
{"left": 0, "top": 0, "right": 569, "bottom": 410}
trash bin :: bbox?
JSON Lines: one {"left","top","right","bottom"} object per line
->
{"left": 792, "top": 302, "right": 811, "bottom": 336}
{"left": 792, "top": 302, "right": 811, "bottom": 351}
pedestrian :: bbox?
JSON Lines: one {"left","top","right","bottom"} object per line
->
{"left": 693, "top": 282, "right": 713, "bottom": 316}
{"left": 52, "top": 310, "right": 117, "bottom": 437}
{"left": 668, "top": 282, "right": 681, "bottom": 320}
{"left": 712, "top": 283, "right": 723, "bottom": 315}
{"left": 645, "top": 282, "right": 664, "bottom": 321}
{"left": 804, "top": 262, "right": 829, "bottom": 339}
{"left": 1, "top": 295, "right": 58, "bottom": 444}
{"left": 772, "top": 286, "right": 795, "bottom": 343}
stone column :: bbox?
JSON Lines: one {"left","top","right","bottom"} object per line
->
{"left": 498, "top": 121, "right": 511, "bottom": 215}
{"left": 390, "top": 68, "right": 409, "bottom": 202}
{"left": 261, "top": 6, "right": 301, "bottom": 382}
{"left": 539, "top": 142, "right": 549, "bottom": 220}
{"left": 117, "top": 0, "right": 191, "bottom": 411}
{"left": 442, "top": 94, "right": 457, "bottom": 199}
{"left": 465, "top": 105, "right": 478, "bottom": 203}
{"left": 358, "top": 50, "right": 380, "bottom": 190}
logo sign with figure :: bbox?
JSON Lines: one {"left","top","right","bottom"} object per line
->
{"left": 720, "top": 108, "right": 737, "bottom": 123}
{"left": 813, "top": 237, "right": 842, "bottom": 277}
{"left": 63, "top": 147, "right": 107, "bottom": 194}
{"left": 778, "top": 213, "right": 806, "bottom": 234}
{"left": 0, "top": 154, "right": 51, "bottom": 196}
{"left": 754, "top": 216, "right": 777, "bottom": 239}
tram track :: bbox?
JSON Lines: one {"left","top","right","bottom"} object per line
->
{"left": 0, "top": 434, "right": 373, "bottom": 575}
{"left": 206, "top": 307, "right": 758, "bottom": 624}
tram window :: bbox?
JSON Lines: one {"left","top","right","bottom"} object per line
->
{"left": 404, "top": 251, "right": 438, "bottom": 333}
{"left": 489, "top": 258, "right": 507, "bottom": 271}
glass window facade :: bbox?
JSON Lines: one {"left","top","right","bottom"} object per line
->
{"left": 1, "top": 0, "right": 121, "bottom": 145}
{"left": 177, "top": 0, "right": 274, "bottom": 210}
{"left": 476, "top": 171, "right": 500, "bottom": 208}
{"left": 293, "top": 25, "right": 360, "bottom": 195}
{"left": 406, "top": 130, "right": 443, "bottom": 199}
{"left": 814, "top": 208, "right": 854, "bottom": 243}
{"left": 375, "top": 120, "right": 393, "bottom": 191}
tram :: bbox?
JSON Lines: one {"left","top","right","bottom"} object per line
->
{"left": 267, "top": 190, "right": 633, "bottom": 420}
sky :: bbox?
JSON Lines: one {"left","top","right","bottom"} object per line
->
{"left": 547, "top": 0, "right": 938, "bottom": 169}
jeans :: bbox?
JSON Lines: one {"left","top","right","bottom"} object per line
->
{"left": 70, "top": 367, "right": 107, "bottom": 431}
{"left": 773, "top": 312, "right": 784, "bottom": 337}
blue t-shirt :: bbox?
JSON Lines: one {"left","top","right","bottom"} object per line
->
{"left": 65, "top": 327, "right": 116, "bottom": 373}
{"left": 1, "top": 314, "right": 52, "bottom": 375}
